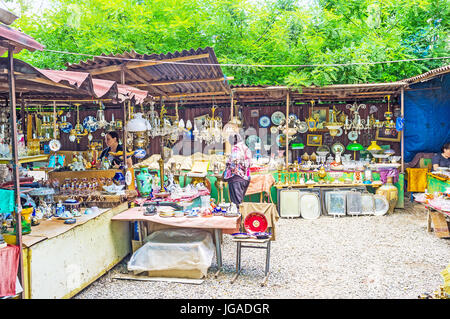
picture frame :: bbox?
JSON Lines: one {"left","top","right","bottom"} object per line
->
{"left": 306, "top": 134, "right": 323, "bottom": 146}
{"left": 250, "top": 109, "right": 259, "bottom": 117}
{"left": 375, "top": 127, "right": 401, "bottom": 142}
{"left": 309, "top": 107, "right": 329, "bottom": 131}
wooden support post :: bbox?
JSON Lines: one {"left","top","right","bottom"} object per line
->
{"left": 8, "top": 46, "right": 24, "bottom": 299}
{"left": 400, "top": 87, "right": 404, "bottom": 174}
{"left": 120, "top": 68, "right": 128, "bottom": 170}
{"left": 285, "top": 92, "right": 290, "bottom": 170}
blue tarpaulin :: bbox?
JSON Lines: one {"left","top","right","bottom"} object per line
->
{"left": 404, "top": 73, "right": 450, "bottom": 162}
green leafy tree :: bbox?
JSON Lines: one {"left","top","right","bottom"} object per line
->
{"left": 7, "top": 0, "right": 450, "bottom": 87}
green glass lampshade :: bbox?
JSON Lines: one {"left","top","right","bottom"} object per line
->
{"left": 347, "top": 142, "right": 364, "bottom": 160}
{"left": 291, "top": 143, "right": 305, "bottom": 150}
{"left": 346, "top": 142, "right": 364, "bottom": 151}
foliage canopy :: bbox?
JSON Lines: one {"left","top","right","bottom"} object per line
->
{"left": 8, "top": 0, "right": 450, "bottom": 87}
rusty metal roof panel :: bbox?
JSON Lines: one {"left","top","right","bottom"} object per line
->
{"left": 65, "top": 47, "right": 230, "bottom": 97}
{"left": 0, "top": 23, "right": 44, "bottom": 55}
{"left": 402, "top": 64, "right": 450, "bottom": 84}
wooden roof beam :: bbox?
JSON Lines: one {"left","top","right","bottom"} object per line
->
{"left": 132, "top": 76, "right": 234, "bottom": 87}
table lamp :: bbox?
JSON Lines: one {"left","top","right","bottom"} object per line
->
{"left": 346, "top": 142, "right": 364, "bottom": 160}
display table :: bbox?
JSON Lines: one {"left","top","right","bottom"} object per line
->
{"left": 111, "top": 206, "right": 240, "bottom": 277}
{"left": 420, "top": 203, "right": 450, "bottom": 238}
{"left": 245, "top": 174, "right": 275, "bottom": 203}
{"left": 11, "top": 202, "right": 130, "bottom": 299}
{"left": 427, "top": 173, "right": 450, "bottom": 193}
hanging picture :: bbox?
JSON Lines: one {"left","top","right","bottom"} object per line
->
{"left": 375, "top": 127, "right": 401, "bottom": 142}
{"left": 250, "top": 109, "right": 259, "bottom": 117}
{"left": 306, "top": 134, "right": 323, "bottom": 146}
{"left": 308, "top": 107, "right": 329, "bottom": 131}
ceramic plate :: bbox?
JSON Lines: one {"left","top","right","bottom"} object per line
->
{"left": 246, "top": 135, "right": 261, "bottom": 152}
{"left": 49, "top": 139, "right": 61, "bottom": 152}
{"left": 271, "top": 111, "right": 285, "bottom": 126}
{"left": 82, "top": 116, "right": 98, "bottom": 132}
{"left": 298, "top": 122, "right": 308, "bottom": 133}
{"left": 270, "top": 126, "right": 279, "bottom": 134}
{"left": 244, "top": 212, "right": 268, "bottom": 233}
{"left": 331, "top": 142, "right": 345, "bottom": 155}
{"left": 373, "top": 195, "right": 389, "bottom": 216}
{"left": 232, "top": 233, "right": 252, "bottom": 239}
{"left": 258, "top": 115, "right": 271, "bottom": 128}
{"left": 60, "top": 122, "right": 73, "bottom": 134}
{"left": 348, "top": 131, "right": 359, "bottom": 141}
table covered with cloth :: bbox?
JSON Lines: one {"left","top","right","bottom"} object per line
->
{"left": 111, "top": 206, "right": 240, "bottom": 233}
{"left": 238, "top": 202, "right": 279, "bottom": 240}
{"left": 245, "top": 174, "right": 275, "bottom": 199}
{"left": 0, "top": 244, "right": 20, "bottom": 297}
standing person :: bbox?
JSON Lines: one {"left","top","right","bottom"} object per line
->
{"left": 223, "top": 133, "right": 252, "bottom": 206}
{"left": 432, "top": 142, "right": 450, "bottom": 170}
{"left": 96, "top": 131, "right": 132, "bottom": 169}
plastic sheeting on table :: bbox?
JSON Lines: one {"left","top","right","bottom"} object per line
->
{"left": 127, "top": 228, "right": 215, "bottom": 277}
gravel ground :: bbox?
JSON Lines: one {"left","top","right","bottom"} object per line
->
{"left": 73, "top": 200, "right": 450, "bottom": 299}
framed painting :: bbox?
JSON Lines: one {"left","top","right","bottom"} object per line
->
{"left": 375, "top": 127, "right": 401, "bottom": 142}
{"left": 306, "top": 134, "right": 322, "bottom": 147}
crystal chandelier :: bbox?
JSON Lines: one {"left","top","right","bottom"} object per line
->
{"left": 193, "top": 105, "right": 223, "bottom": 144}
{"left": 343, "top": 102, "right": 369, "bottom": 134}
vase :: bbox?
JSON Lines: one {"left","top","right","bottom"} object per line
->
{"left": 376, "top": 177, "right": 398, "bottom": 214}
{"left": 136, "top": 166, "right": 152, "bottom": 197}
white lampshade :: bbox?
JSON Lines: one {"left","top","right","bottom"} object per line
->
{"left": 126, "top": 113, "right": 151, "bottom": 132}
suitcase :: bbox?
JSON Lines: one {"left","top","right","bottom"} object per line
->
{"left": 299, "top": 192, "right": 321, "bottom": 220}
{"left": 279, "top": 189, "right": 301, "bottom": 218}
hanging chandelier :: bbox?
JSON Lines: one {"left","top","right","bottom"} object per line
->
{"left": 324, "top": 105, "right": 344, "bottom": 137}
{"left": 343, "top": 102, "right": 370, "bottom": 134}
{"left": 69, "top": 103, "right": 88, "bottom": 143}
{"left": 194, "top": 105, "right": 223, "bottom": 144}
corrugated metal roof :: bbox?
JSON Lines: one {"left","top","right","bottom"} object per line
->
{"left": 0, "top": 23, "right": 44, "bottom": 55}
{"left": 65, "top": 47, "right": 230, "bottom": 98}
{"left": 0, "top": 58, "right": 148, "bottom": 103}
{"left": 402, "top": 64, "right": 450, "bottom": 84}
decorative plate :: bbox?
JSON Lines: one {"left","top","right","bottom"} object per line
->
{"left": 245, "top": 135, "right": 261, "bottom": 152}
{"left": 49, "top": 139, "right": 61, "bottom": 152}
{"left": 373, "top": 195, "right": 389, "bottom": 216}
{"left": 134, "top": 148, "right": 147, "bottom": 159}
{"left": 271, "top": 111, "right": 285, "bottom": 126}
{"left": 348, "top": 131, "right": 359, "bottom": 141}
{"left": 270, "top": 126, "right": 279, "bottom": 134}
{"left": 298, "top": 121, "right": 308, "bottom": 133}
{"left": 60, "top": 122, "right": 73, "bottom": 134}
{"left": 244, "top": 212, "right": 268, "bottom": 233}
{"left": 82, "top": 116, "right": 98, "bottom": 133}
{"left": 331, "top": 142, "right": 345, "bottom": 155}
{"left": 336, "top": 127, "right": 343, "bottom": 137}
{"left": 258, "top": 115, "right": 271, "bottom": 128}
{"left": 232, "top": 232, "right": 252, "bottom": 239}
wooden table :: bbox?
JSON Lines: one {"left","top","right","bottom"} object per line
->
{"left": 418, "top": 202, "right": 450, "bottom": 238}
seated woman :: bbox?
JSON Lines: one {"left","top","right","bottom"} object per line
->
{"left": 432, "top": 142, "right": 450, "bottom": 170}
{"left": 96, "top": 131, "right": 133, "bottom": 169}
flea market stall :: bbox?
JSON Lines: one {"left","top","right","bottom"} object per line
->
{"left": 0, "top": 56, "right": 149, "bottom": 298}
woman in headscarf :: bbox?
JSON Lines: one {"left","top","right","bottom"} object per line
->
{"left": 223, "top": 133, "right": 252, "bottom": 206}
